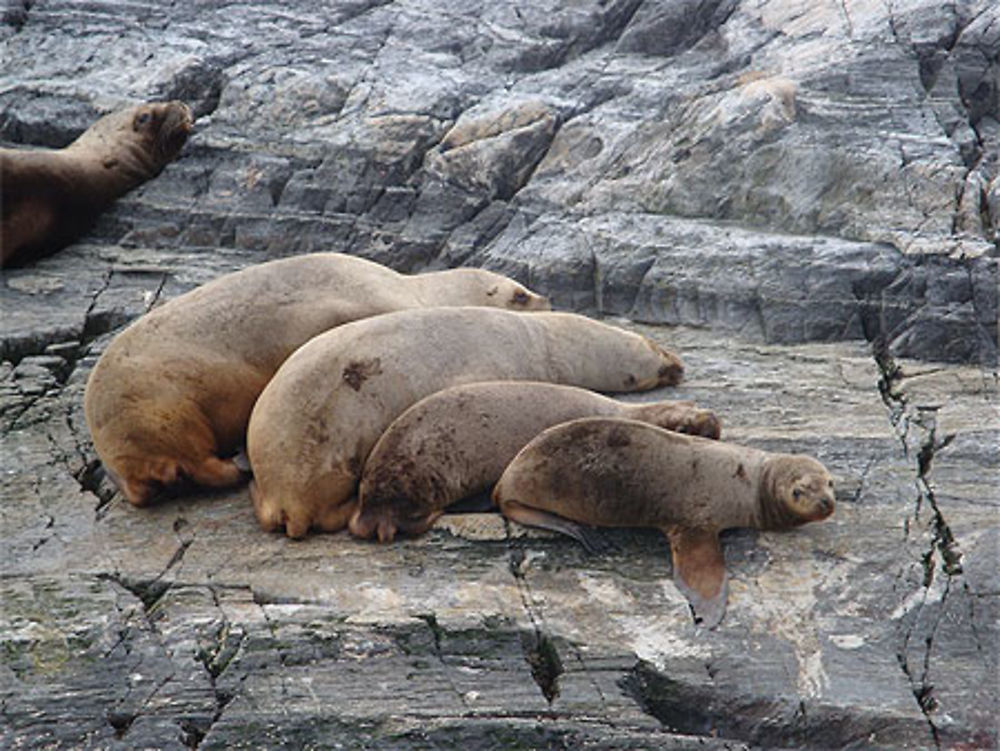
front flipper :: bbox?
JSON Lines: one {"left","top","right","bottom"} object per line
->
{"left": 664, "top": 526, "right": 728, "bottom": 629}
{"left": 498, "top": 499, "right": 616, "bottom": 554}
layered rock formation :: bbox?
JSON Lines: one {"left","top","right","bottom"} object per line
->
{"left": 2, "top": 1, "right": 997, "bottom": 749}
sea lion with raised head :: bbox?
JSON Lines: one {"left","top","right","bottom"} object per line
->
{"left": 1, "top": 100, "right": 194, "bottom": 267}
{"left": 247, "top": 308, "right": 685, "bottom": 539}
{"left": 492, "top": 417, "right": 835, "bottom": 628}
{"left": 84, "top": 253, "right": 549, "bottom": 506}
{"left": 350, "top": 381, "right": 721, "bottom": 542}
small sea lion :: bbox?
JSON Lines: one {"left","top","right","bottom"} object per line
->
{"left": 1, "top": 101, "right": 193, "bottom": 267}
{"left": 492, "top": 417, "right": 836, "bottom": 628}
{"left": 247, "top": 308, "right": 685, "bottom": 539}
{"left": 84, "top": 253, "right": 549, "bottom": 506}
{"left": 350, "top": 381, "right": 721, "bottom": 542}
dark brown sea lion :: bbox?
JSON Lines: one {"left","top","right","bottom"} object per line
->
{"left": 492, "top": 417, "right": 835, "bottom": 628}
{"left": 246, "top": 309, "right": 685, "bottom": 539}
{"left": 84, "top": 253, "right": 549, "bottom": 506}
{"left": 1, "top": 100, "right": 193, "bottom": 266}
{"left": 350, "top": 381, "right": 721, "bottom": 542}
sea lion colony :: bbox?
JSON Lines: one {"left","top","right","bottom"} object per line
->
{"left": 10, "top": 102, "right": 836, "bottom": 628}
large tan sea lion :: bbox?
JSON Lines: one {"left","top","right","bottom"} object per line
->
{"left": 84, "top": 253, "right": 549, "bottom": 506}
{"left": 350, "top": 381, "right": 721, "bottom": 542}
{"left": 247, "top": 308, "right": 685, "bottom": 539}
{"left": 493, "top": 417, "right": 836, "bottom": 628}
{"left": 1, "top": 100, "right": 193, "bottom": 266}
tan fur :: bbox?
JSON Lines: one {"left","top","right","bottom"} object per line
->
{"left": 84, "top": 254, "right": 549, "bottom": 506}
{"left": 493, "top": 417, "right": 834, "bottom": 532}
{"left": 1, "top": 101, "right": 193, "bottom": 266}
{"left": 492, "top": 417, "right": 835, "bottom": 628}
{"left": 350, "top": 381, "right": 719, "bottom": 542}
{"left": 247, "top": 309, "right": 685, "bottom": 538}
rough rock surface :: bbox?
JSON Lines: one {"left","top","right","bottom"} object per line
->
{"left": 1, "top": 1, "right": 997, "bottom": 750}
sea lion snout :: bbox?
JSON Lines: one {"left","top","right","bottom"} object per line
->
{"left": 144, "top": 101, "right": 194, "bottom": 162}
{"left": 643, "top": 338, "right": 684, "bottom": 387}
{"left": 349, "top": 499, "right": 441, "bottom": 542}
{"left": 348, "top": 506, "right": 384, "bottom": 540}
{"left": 788, "top": 472, "right": 836, "bottom": 522}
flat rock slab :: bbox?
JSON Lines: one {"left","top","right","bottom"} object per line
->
{"left": 2, "top": 320, "right": 996, "bottom": 750}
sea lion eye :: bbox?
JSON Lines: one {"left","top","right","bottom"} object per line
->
{"left": 792, "top": 488, "right": 803, "bottom": 500}
{"left": 133, "top": 112, "right": 152, "bottom": 130}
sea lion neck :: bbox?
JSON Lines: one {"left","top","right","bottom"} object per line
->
{"left": 756, "top": 455, "right": 806, "bottom": 531}
{"left": 65, "top": 130, "right": 156, "bottom": 191}
{"left": 713, "top": 449, "right": 768, "bottom": 531}
{"left": 67, "top": 103, "right": 191, "bottom": 188}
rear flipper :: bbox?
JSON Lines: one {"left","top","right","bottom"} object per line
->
{"left": 498, "top": 499, "right": 617, "bottom": 554}
{"left": 664, "top": 526, "right": 728, "bottom": 629}
{"left": 186, "top": 455, "right": 246, "bottom": 489}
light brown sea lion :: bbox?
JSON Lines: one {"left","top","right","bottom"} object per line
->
{"left": 247, "top": 308, "right": 685, "bottom": 539}
{"left": 1, "top": 101, "right": 193, "bottom": 267}
{"left": 84, "top": 253, "right": 549, "bottom": 506}
{"left": 492, "top": 417, "right": 836, "bottom": 628}
{"left": 350, "top": 381, "right": 721, "bottom": 542}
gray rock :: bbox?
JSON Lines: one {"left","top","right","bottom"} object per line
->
{"left": 1, "top": 0, "right": 997, "bottom": 749}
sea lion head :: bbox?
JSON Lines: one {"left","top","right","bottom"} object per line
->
{"left": 758, "top": 454, "right": 836, "bottom": 530}
{"left": 348, "top": 499, "right": 443, "bottom": 543}
{"left": 351, "top": 462, "right": 448, "bottom": 542}
{"left": 431, "top": 268, "right": 551, "bottom": 311}
{"left": 630, "top": 337, "right": 684, "bottom": 389}
{"left": 102, "top": 451, "right": 182, "bottom": 507}
{"left": 79, "top": 100, "right": 194, "bottom": 173}
{"left": 128, "top": 100, "right": 195, "bottom": 165}
{"left": 630, "top": 400, "right": 722, "bottom": 439}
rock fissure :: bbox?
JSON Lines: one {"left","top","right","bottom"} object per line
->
{"left": 913, "top": 411, "right": 963, "bottom": 583}
{"left": 874, "top": 335, "right": 968, "bottom": 750}
{"left": 182, "top": 586, "right": 244, "bottom": 749}
{"left": 505, "top": 525, "right": 564, "bottom": 705}
{"left": 412, "top": 612, "right": 470, "bottom": 709}
{"left": 251, "top": 587, "right": 294, "bottom": 705}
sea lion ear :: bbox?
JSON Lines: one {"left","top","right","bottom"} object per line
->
{"left": 665, "top": 527, "right": 729, "bottom": 629}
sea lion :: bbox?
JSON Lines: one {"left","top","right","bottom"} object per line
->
{"left": 247, "top": 308, "right": 685, "bottom": 539}
{"left": 350, "top": 381, "right": 721, "bottom": 542}
{"left": 1, "top": 100, "right": 193, "bottom": 267}
{"left": 492, "top": 417, "right": 835, "bottom": 628}
{"left": 84, "top": 253, "right": 549, "bottom": 506}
